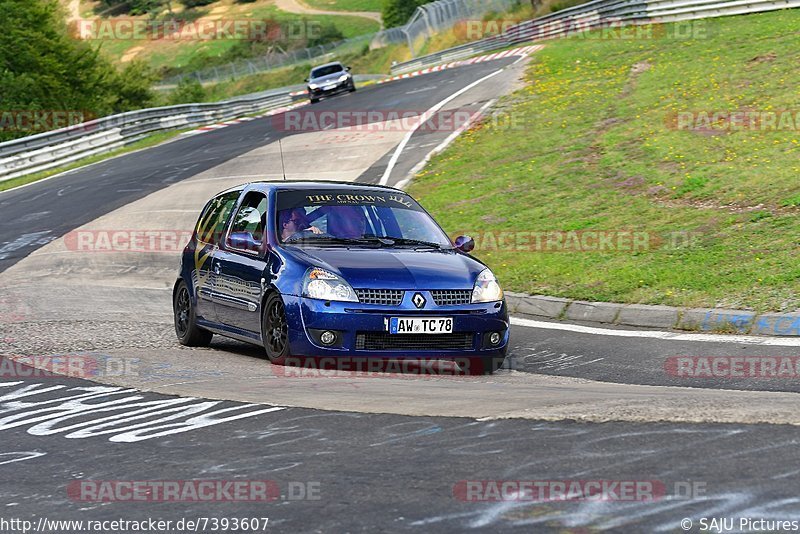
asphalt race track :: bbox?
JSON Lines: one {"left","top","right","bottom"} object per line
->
{"left": 2, "top": 52, "right": 800, "bottom": 532}
{"left": 2, "top": 357, "right": 800, "bottom": 532}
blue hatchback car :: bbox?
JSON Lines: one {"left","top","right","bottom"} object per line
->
{"left": 173, "top": 181, "right": 509, "bottom": 374}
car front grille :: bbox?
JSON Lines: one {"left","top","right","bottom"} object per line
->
{"left": 356, "top": 332, "right": 474, "bottom": 351}
{"left": 431, "top": 290, "right": 473, "bottom": 306}
{"left": 356, "top": 289, "right": 404, "bottom": 306}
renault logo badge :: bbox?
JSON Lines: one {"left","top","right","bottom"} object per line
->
{"left": 412, "top": 293, "right": 426, "bottom": 309}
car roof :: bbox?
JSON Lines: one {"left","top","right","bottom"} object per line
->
{"left": 310, "top": 62, "right": 343, "bottom": 71}
{"left": 218, "top": 180, "right": 407, "bottom": 196}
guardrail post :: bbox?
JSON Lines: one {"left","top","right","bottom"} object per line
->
{"left": 405, "top": 27, "right": 415, "bottom": 58}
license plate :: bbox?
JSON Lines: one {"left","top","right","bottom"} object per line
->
{"left": 323, "top": 84, "right": 336, "bottom": 91}
{"left": 389, "top": 317, "right": 453, "bottom": 334}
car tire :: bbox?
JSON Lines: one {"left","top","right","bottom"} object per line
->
{"left": 348, "top": 83, "right": 356, "bottom": 93}
{"left": 262, "top": 292, "right": 291, "bottom": 365}
{"left": 173, "top": 281, "right": 213, "bottom": 347}
{"left": 310, "top": 97, "right": 319, "bottom": 104}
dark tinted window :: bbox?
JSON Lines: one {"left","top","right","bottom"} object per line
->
{"left": 311, "top": 64, "right": 343, "bottom": 78}
{"left": 275, "top": 189, "right": 451, "bottom": 246}
{"left": 196, "top": 191, "right": 240, "bottom": 246}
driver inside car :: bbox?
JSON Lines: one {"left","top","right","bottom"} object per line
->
{"left": 279, "top": 208, "right": 322, "bottom": 242}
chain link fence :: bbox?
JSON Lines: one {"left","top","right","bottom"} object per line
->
{"left": 155, "top": 0, "right": 523, "bottom": 89}
{"left": 403, "top": 0, "right": 521, "bottom": 56}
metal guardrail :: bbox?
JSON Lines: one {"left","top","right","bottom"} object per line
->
{"left": 0, "top": 74, "right": 386, "bottom": 184}
{"left": 390, "top": 0, "right": 800, "bottom": 73}
{"left": 156, "top": 0, "right": 518, "bottom": 88}
{"left": 0, "top": 88, "right": 306, "bottom": 183}
{"left": 5, "top": 0, "right": 796, "bottom": 184}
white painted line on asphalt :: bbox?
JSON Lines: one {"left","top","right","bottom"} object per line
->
{"left": 379, "top": 68, "right": 504, "bottom": 186}
{"left": 398, "top": 99, "right": 496, "bottom": 190}
{"left": 511, "top": 316, "right": 800, "bottom": 346}
{"left": 512, "top": 54, "right": 530, "bottom": 65}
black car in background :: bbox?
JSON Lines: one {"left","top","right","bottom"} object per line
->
{"left": 305, "top": 61, "right": 356, "bottom": 103}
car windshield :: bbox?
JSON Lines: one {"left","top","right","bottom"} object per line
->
{"left": 276, "top": 189, "right": 453, "bottom": 248}
{"left": 310, "top": 65, "right": 343, "bottom": 79}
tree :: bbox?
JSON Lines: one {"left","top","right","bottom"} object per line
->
{"left": 167, "top": 77, "right": 206, "bottom": 105}
{"left": 108, "top": 61, "right": 158, "bottom": 113}
{"left": 382, "top": 0, "right": 435, "bottom": 28}
{"left": 0, "top": 0, "right": 156, "bottom": 140}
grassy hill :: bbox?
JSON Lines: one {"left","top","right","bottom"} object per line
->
{"left": 409, "top": 9, "right": 800, "bottom": 312}
{"left": 67, "top": 0, "right": 380, "bottom": 74}
{"left": 303, "top": 0, "right": 382, "bottom": 12}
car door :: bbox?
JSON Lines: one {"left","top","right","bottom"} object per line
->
{"left": 191, "top": 190, "right": 241, "bottom": 324}
{"left": 214, "top": 191, "right": 270, "bottom": 335}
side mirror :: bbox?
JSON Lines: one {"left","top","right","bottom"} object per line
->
{"left": 228, "top": 231, "right": 261, "bottom": 253}
{"left": 453, "top": 235, "right": 475, "bottom": 253}
{"left": 346, "top": 66, "right": 351, "bottom": 71}
{"left": 304, "top": 78, "right": 309, "bottom": 82}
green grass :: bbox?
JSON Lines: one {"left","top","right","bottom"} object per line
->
{"left": 93, "top": 3, "right": 380, "bottom": 72}
{"left": 0, "top": 130, "right": 184, "bottom": 193}
{"left": 243, "top": 3, "right": 379, "bottom": 37}
{"left": 408, "top": 10, "right": 800, "bottom": 313}
{"left": 302, "top": 0, "right": 383, "bottom": 12}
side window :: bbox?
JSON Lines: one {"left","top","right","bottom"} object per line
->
{"left": 227, "top": 192, "right": 268, "bottom": 252}
{"left": 196, "top": 191, "right": 240, "bottom": 246}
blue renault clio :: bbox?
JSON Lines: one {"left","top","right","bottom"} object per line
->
{"left": 173, "top": 181, "right": 509, "bottom": 374}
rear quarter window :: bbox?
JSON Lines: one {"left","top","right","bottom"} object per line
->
{"left": 196, "top": 191, "right": 240, "bottom": 246}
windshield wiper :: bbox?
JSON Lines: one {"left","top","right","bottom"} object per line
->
{"left": 287, "top": 235, "right": 446, "bottom": 249}
{"left": 381, "top": 237, "right": 444, "bottom": 249}
{"left": 285, "top": 235, "right": 382, "bottom": 246}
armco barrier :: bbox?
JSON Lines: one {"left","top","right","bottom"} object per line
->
{"left": 0, "top": 75, "right": 376, "bottom": 183}
{"left": 390, "top": 0, "right": 800, "bottom": 73}
{"left": 0, "top": 87, "right": 303, "bottom": 183}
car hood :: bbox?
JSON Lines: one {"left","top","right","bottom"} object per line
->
{"left": 284, "top": 247, "right": 486, "bottom": 290}
{"left": 310, "top": 72, "right": 346, "bottom": 85}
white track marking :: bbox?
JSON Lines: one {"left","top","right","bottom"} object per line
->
{"left": 379, "top": 68, "right": 504, "bottom": 186}
{"left": 398, "top": 99, "right": 496, "bottom": 190}
{"left": 511, "top": 316, "right": 800, "bottom": 346}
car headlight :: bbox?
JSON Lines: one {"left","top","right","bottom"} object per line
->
{"left": 303, "top": 268, "right": 358, "bottom": 302}
{"left": 471, "top": 269, "right": 503, "bottom": 303}
{"left": 338, "top": 74, "right": 349, "bottom": 82}
{"left": 308, "top": 83, "right": 318, "bottom": 90}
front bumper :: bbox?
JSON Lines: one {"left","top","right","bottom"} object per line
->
{"left": 282, "top": 293, "right": 509, "bottom": 360}
{"left": 308, "top": 79, "right": 352, "bottom": 98}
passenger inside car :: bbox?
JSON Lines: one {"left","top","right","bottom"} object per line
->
{"left": 327, "top": 206, "right": 367, "bottom": 239}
